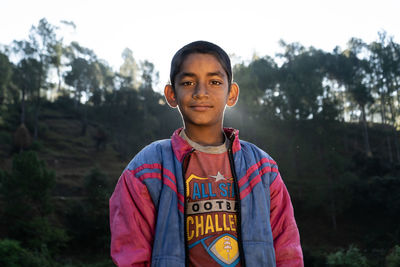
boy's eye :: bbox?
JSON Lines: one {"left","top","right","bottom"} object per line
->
{"left": 210, "top": 80, "right": 222, "bottom": 85}
{"left": 181, "top": 81, "right": 195, "bottom": 86}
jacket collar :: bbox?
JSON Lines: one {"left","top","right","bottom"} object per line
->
{"left": 171, "top": 127, "right": 241, "bottom": 162}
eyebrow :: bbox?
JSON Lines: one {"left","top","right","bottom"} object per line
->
{"left": 178, "top": 71, "right": 225, "bottom": 79}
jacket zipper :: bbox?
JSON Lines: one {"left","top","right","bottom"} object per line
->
{"left": 182, "top": 148, "right": 195, "bottom": 267}
{"left": 228, "top": 144, "right": 246, "bottom": 267}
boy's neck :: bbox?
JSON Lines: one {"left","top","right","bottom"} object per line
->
{"left": 183, "top": 125, "right": 225, "bottom": 146}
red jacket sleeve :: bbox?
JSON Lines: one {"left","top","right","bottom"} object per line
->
{"left": 270, "top": 173, "right": 304, "bottom": 267}
{"left": 109, "top": 170, "right": 156, "bottom": 267}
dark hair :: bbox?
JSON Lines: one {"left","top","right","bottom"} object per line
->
{"left": 169, "top": 41, "right": 232, "bottom": 90}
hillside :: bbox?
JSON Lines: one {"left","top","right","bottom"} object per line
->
{"left": 1, "top": 103, "right": 400, "bottom": 266}
{"left": 1, "top": 108, "right": 127, "bottom": 197}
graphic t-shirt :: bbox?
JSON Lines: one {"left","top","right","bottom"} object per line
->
{"left": 181, "top": 131, "right": 241, "bottom": 267}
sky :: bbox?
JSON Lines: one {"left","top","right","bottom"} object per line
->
{"left": 1, "top": 0, "right": 400, "bottom": 92}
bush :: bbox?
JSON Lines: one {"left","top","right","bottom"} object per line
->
{"left": 30, "top": 140, "right": 43, "bottom": 151}
{"left": 53, "top": 95, "right": 78, "bottom": 115}
{"left": 326, "top": 245, "right": 368, "bottom": 267}
{"left": 0, "top": 131, "right": 12, "bottom": 155}
{"left": 66, "top": 168, "right": 111, "bottom": 252}
{"left": 21, "top": 217, "right": 69, "bottom": 254}
{"left": 1, "top": 151, "right": 55, "bottom": 217}
{"left": 0, "top": 151, "right": 68, "bottom": 255}
{"left": 0, "top": 131, "right": 11, "bottom": 145}
{"left": 303, "top": 247, "right": 326, "bottom": 267}
{"left": 387, "top": 245, "right": 400, "bottom": 267}
{"left": 0, "top": 239, "right": 52, "bottom": 267}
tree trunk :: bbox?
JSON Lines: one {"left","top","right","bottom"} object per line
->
{"left": 20, "top": 87, "right": 26, "bottom": 124}
{"left": 0, "top": 88, "right": 4, "bottom": 106}
{"left": 361, "top": 104, "right": 372, "bottom": 157}
{"left": 33, "top": 106, "right": 39, "bottom": 140}
{"left": 74, "top": 89, "right": 81, "bottom": 109}
{"left": 290, "top": 120, "right": 302, "bottom": 197}
{"left": 33, "top": 84, "right": 41, "bottom": 140}
{"left": 57, "top": 66, "right": 62, "bottom": 92}
{"left": 329, "top": 178, "right": 337, "bottom": 231}
{"left": 388, "top": 97, "right": 400, "bottom": 163}
{"left": 343, "top": 124, "right": 349, "bottom": 153}
{"left": 80, "top": 104, "right": 88, "bottom": 136}
{"left": 380, "top": 93, "right": 387, "bottom": 124}
{"left": 33, "top": 59, "right": 44, "bottom": 141}
{"left": 393, "top": 133, "right": 400, "bottom": 164}
{"left": 387, "top": 134, "right": 393, "bottom": 163}
{"left": 33, "top": 83, "right": 41, "bottom": 141}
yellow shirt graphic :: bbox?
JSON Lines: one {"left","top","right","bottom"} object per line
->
{"left": 185, "top": 151, "right": 240, "bottom": 267}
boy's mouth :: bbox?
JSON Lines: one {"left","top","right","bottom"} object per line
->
{"left": 190, "top": 104, "right": 213, "bottom": 111}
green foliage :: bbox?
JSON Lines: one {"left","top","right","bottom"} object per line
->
{"left": 20, "top": 217, "right": 69, "bottom": 253}
{"left": 0, "top": 239, "right": 53, "bottom": 267}
{"left": 14, "top": 58, "right": 42, "bottom": 100}
{"left": 303, "top": 247, "right": 326, "bottom": 267}
{"left": 326, "top": 246, "right": 368, "bottom": 267}
{"left": 60, "top": 258, "right": 115, "bottom": 267}
{"left": 0, "top": 151, "right": 68, "bottom": 254}
{"left": 277, "top": 45, "right": 326, "bottom": 120}
{"left": 52, "top": 95, "right": 79, "bottom": 115}
{"left": 85, "top": 167, "right": 111, "bottom": 205}
{"left": 0, "top": 131, "right": 11, "bottom": 145}
{"left": 351, "top": 175, "right": 400, "bottom": 247}
{"left": 65, "top": 57, "right": 99, "bottom": 103}
{"left": 386, "top": 245, "right": 400, "bottom": 267}
{"left": 0, "top": 52, "right": 13, "bottom": 105}
{"left": 0, "top": 239, "right": 26, "bottom": 267}
{"left": 119, "top": 47, "right": 139, "bottom": 89}
{"left": 1, "top": 151, "right": 55, "bottom": 216}
{"left": 30, "top": 139, "right": 43, "bottom": 151}
{"left": 67, "top": 168, "right": 111, "bottom": 252}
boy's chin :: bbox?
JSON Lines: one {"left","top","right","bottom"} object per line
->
{"left": 183, "top": 121, "right": 221, "bottom": 129}
{"left": 180, "top": 114, "right": 223, "bottom": 129}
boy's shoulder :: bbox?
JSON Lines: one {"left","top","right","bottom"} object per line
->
{"left": 125, "top": 138, "right": 173, "bottom": 171}
{"left": 238, "top": 139, "right": 276, "bottom": 164}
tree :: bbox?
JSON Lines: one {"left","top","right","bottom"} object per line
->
{"left": 66, "top": 168, "right": 111, "bottom": 252}
{"left": 326, "top": 245, "right": 368, "bottom": 267}
{"left": 346, "top": 38, "right": 373, "bottom": 157}
{"left": 234, "top": 56, "right": 278, "bottom": 121}
{"left": 91, "top": 60, "right": 115, "bottom": 106}
{"left": 276, "top": 42, "right": 325, "bottom": 120}
{"left": 13, "top": 58, "right": 41, "bottom": 125}
{"left": 65, "top": 57, "right": 101, "bottom": 135}
{"left": 0, "top": 239, "right": 52, "bottom": 267}
{"left": 49, "top": 20, "right": 76, "bottom": 94}
{"left": 49, "top": 40, "right": 63, "bottom": 93}
{"left": 0, "top": 52, "right": 13, "bottom": 106}
{"left": 139, "top": 59, "right": 159, "bottom": 91}
{"left": 65, "top": 58, "right": 96, "bottom": 105}
{"left": 368, "top": 32, "right": 400, "bottom": 162}
{"left": 326, "top": 39, "right": 373, "bottom": 157}
{"left": 0, "top": 152, "right": 67, "bottom": 253}
{"left": 12, "top": 18, "right": 58, "bottom": 140}
{"left": 119, "top": 48, "right": 139, "bottom": 90}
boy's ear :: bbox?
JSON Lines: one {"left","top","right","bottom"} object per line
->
{"left": 164, "top": 84, "right": 178, "bottom": 108}
{"left": 227, "top": 82, "right": 239, "bottom": 107}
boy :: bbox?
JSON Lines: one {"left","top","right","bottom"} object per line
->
{"left": 110, "top": 41, "right": 303, "bottom": 267}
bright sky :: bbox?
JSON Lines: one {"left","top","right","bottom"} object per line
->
{"left": 1, "top": 0, "right": 399, "bottom": 92}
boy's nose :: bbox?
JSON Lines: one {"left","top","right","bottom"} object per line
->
{"left": 193, "top": 82, "right": 208, "bottom": 98}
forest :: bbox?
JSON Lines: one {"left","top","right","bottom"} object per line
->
{"left": 1, "top": 18, "right": 400, "bottom": 266}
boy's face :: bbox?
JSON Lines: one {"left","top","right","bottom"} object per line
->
{"left": 164, "top": 53, "right": 239, "bottom": 130}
